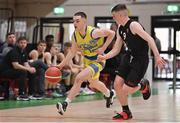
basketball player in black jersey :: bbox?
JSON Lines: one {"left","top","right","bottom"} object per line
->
{"left": 97, "top": 4, "right": 166, "bottom": 120}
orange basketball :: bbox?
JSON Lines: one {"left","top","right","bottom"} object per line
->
{"left": 45, "top": 67, "right": 62, "bottom": 84}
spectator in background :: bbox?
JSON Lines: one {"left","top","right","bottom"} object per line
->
{"left": 44, "top": 43, "right": 65, "bottom": 98}
{"left": 63, "top": 42, "right": 84, "bottom": 92}
{"left": 45, "top": 35, "right": 54, "bottom": 52}
{"left": 0, "top": 37, "right": 36, "bottom": 101}
{"left": 0, "top": 32, "right": 17, "bottom": 99}
{"left": 29, "top": 40, "right": 47, "bottom": 62}
{"left": 0, "top": 32, "right": 16, "bottom": 63}
{"left": 28, "top": 40, "right": 48, "bottom": 99}
{"left": 44, "top": 34, "right": 65, "bottom": 97}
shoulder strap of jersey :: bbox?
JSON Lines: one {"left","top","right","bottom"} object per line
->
{"left": 127, "top": 19, "right": 145, "bottom": 30}
{"left": 73, "top": 31, "right": 77, "bottom": 42}
{"left": 90, "top": 28, "right": 96, "bottom": 39}
{"left": 124, "top": 19, "right": 133, "bottom": 29}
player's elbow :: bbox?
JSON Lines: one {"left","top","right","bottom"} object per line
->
{"left": 108, "top": 30, "right": 115, "bottom": 38}
{"left": 113, "top": 46, "right": 121, "bottom": 56}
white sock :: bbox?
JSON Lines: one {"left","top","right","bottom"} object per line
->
{"left": 65, "top": 98, "right": 71, "bottom": 105}
{"left": 104, "top": 90, "right": 110, "bottom": 98}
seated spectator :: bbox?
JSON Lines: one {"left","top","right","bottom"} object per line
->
{"left": 44, "top": 43, "right": 65, "bottom": 98}
{"left": 0, "top": 37, "right": 35, "bottom": 101}
{"left": 63, "top": 42, "right": 84, "bottom": 92}
{"left": 29, "top": 40, "right": 47, "bottom": 62}
{"left": 0, "top": 32, "right": 17, "bottom": 99}
{"left": 0, "top": 32, "right": 16, "bottom": 63}
{"left": 28, "top": 40, "right": 48, "bottom": 99}
{"left": 45, "top": 34, "right": 54, "bottom": 52}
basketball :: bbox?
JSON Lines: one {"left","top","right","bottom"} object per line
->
{"left": 45, "top": 66, "right": 62, "bottom": 84}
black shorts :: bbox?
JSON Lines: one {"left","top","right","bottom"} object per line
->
{"left": 115, "top": 54, "right": 149, "bottom": 87}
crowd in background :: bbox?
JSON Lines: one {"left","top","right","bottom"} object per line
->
{"left": 0, "top": 33, "right": 103, "bottom": 101}
{"left": 0, "top": 23, "right": 121, "bottom": 101}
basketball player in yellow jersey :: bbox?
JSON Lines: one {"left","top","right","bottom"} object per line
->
{"left": 56, "top": 11, "right": 116, "bottom": 115}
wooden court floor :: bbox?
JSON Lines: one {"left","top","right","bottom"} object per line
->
{"left": 0, "top": 82, "right": 180, "bottom": 122}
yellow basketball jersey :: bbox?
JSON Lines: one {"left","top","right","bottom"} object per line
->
{"left": 72, "top": 26, "right": 104, "bottom": 57}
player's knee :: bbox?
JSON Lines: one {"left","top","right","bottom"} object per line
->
{"left": 114, "top": 81, "right": 123, "bottom": 90}
{"left": 74, "top": 75, "right": 83, "bottom": 84}
{"left": 122, "top": 85, "right": 131, "bottom": 92}
{"left": 89, "top": 82, "right": 94, "bottom": 89}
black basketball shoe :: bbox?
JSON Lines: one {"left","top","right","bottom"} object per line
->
{"left": 56, "top": 101, "right": 68, "bottom": 115}
{"left": 140, "top": 79, "right": 151, "bottom": 100}
{"left": 104, "top": 90, "right": 116, "bottom": 108}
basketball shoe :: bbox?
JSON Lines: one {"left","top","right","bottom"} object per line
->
{"left": 112, "top": 110, "right": 132, "bottom": 120}
{"left": 56, "top": 101, "right": 68, "bottom": 115}
{"left": 104, "top": 90, "right": 116, "bottom": 108}
{"left": 140, "top": 79, "right": 151, "bottom": 100}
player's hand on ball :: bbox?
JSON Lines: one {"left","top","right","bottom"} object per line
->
{"left": 56, "top": 63, "right": 64, "bottom": 70}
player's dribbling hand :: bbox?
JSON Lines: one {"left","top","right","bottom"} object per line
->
{"left": 56, "top": 63, "right": 64, "bottom": 70}
{"left": 97, "top": 54, "right": 106, "bottom": 62}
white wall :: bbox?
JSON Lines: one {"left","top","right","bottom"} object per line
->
{"left": 1, "top": 0, "right": 179, "bottom": 34}
{"left": 47, "top": 0, "right": 180, "bottom": 34}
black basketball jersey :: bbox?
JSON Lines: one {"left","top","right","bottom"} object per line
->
{"left": 118, "top": 19, "right": 148, "bottom": 57}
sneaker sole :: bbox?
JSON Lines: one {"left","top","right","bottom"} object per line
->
{"left": 16, "top": 98, "right": 30, "bottom": 101}
{"left": 112, "top": 116, "right": 133, "bottom": 121}
{"left": 56, "top": 102, "right": 64, "bottom": 115}
{"left": 112, "top": 111, "right": 132, "bottom": 121}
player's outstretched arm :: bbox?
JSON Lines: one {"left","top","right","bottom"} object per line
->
{"left": 130, "top": 21, "right": 166, "bottom": 69}
{"left": 97, "top": 33, "right": 123, "bottom": 62}
{"left": 93, "top": 28, "right": 115, "bottom": 55}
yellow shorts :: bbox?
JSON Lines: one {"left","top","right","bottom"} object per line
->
{"left": 83, "top": 57, "right": 105, "bottom": 80}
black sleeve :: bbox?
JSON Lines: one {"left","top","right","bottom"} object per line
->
{"left": 23, "top": 52, "right": 28, "bottom": 63}
{"left": 9, "top": 50, "right": 19, "bottom": 63}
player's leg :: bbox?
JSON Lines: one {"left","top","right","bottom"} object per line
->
{"left": 56, "top": 67, "right": 92, "bottom": 115}
{"left": 88, "top": 78, "right": 116, "bottom": 108}
{"left": 87, "top": 62, "right": 116, "bottom": 108}
{"left": 112, "top": 75, "right": 133, "bottom": 120}
{"left": 112, "top": 53, "right": 133, "bottom": 120}
{"left": 112, "top": 59, "right": 150, "bottom": 120}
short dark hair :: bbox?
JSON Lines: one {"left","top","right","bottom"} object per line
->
{"left": 64, "top": 42, "right": 72, "bottom": 48}
{"left": 45, "top": 35, "right": 54, "bottom": 42}
{"left": 17, "top": 36, "right": 27, "bottom": 43}
{"left": 37, "top": 40, "right": 46, "bottom": 45}
{"left": 111, "top": 4, "right": 127, "bottom": 13}
{"left": 74, "top": 11, "right": 87, "bottom": 19}
{"left": 6, "top": 32, "right": 15, "bottom": 38}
